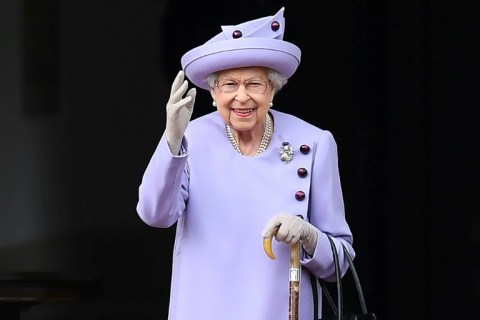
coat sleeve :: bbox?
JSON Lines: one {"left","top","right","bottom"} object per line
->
{"left": 301, "top": 130, "right": 355, "bottom": 281}
{"left": 136, "top": 134, "right": 189, "bottom": 228}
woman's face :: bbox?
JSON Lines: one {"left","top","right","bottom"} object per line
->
{"left": 211, "top": 66, "right": 274, "bottom": 132}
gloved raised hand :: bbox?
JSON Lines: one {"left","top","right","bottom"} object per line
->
{"left": 262, "top": 213, "right": 318, "bottom": 256}
{"left": 165, "top": 70, "right": 196, "bottom": 155}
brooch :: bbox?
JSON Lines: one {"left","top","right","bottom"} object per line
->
{"left": 279, "top": 142, "right": 294, "bottom": 164}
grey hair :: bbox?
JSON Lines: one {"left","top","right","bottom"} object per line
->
{"left": 206, "top": 68, "right": 288, "bottom": 94}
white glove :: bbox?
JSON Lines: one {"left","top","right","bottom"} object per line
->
{"left": 165, "top": 70, "right": 196, "bottom": 155}
{"left": 262, "top": 213, "right": 318, "bottom": 256}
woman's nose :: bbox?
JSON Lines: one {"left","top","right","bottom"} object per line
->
{"left": 234, "top": 85, "right": 251, "bottom": 102}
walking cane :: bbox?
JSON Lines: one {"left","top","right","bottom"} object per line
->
{"left": 264, "top": 229, "right": 301, "bottom": 320}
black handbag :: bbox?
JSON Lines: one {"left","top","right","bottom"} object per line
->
{"left": 310, "top": 234, "right": 377, "bottom": 320}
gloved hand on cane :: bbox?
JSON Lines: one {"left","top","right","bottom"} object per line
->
{"left": 262, "top": 213, "right": 318, "bottom": 256}
{"left": 165, "top": 70, "right": 196, "bottom": 155}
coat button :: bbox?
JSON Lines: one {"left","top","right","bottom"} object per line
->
{"left": 297, "top": 168, "right": 308, "bottom": 178}
{"left": 295, "top": 191, "right": 305, "bottom": 201}
{"left": 300, "top": 145, "right": 310, "bottom": 154}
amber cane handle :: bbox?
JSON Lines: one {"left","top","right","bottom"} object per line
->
{"left": 289, "top": 241, "right": 301, "bottom": 320}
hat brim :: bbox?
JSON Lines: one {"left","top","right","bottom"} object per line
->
{"left": 181, "top": 38, "right": 301, "bottom": 90}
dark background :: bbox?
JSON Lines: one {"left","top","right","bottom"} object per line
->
{"left": 0, "top": 0, "right": 478, "bottom": 319}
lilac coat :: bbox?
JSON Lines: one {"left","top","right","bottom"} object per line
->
{"left": 137, "top": 108, "right": 354, "bottom": 320}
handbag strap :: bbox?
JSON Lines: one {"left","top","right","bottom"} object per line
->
{"left": 310, "top": 272, "right": 338, "bottom": 319}
{"left": 311, "top": 234, "right": 371, "bottom": 319}
{"left": 342, "top": 243, "right": 368, "bottom": 314}
{"left": 326, "top": 234, "right": 343, "bottom": 320}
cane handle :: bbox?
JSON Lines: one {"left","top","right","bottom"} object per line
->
{"left": 263, "top": 226, "right": 279, "bottom": 260}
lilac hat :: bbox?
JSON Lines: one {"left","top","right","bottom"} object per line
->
{"left": 181, "top": 7, "right": 301, "bottom": 90}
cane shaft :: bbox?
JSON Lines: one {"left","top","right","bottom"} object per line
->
{"left": 289, "top": 241, "right": 301, "bottom": 320}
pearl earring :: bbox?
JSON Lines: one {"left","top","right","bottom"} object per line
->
{"left": 269, "top": 101, "right": 273, "bottom": 107}
{"left": 212, "top": 101, "right": 217, "bottom": 107}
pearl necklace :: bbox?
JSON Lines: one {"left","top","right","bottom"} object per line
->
{"left": 225, "top": 113, "right": 272, "bottom": 156}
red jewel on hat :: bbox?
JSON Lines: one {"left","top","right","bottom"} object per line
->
{"left": 271, "top": 21, "right": 280, "bottom": 31}
{"left": 232, "top": 30, "right": 243, "bottom": 39}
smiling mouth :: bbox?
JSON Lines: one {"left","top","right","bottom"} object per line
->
{"left": 233, "top": 108, "right": 255, "bottom": 116}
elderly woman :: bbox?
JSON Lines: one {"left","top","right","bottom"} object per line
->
{"left": 136, "top": 7, "right": 354, "bottom": 320}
